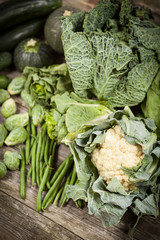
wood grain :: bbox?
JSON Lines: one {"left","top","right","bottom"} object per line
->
{"left": 0, "top": 0, "right": 160, "bottom": 240}
{"left": 0, "top": 191, "right": 83, "bottom": 240}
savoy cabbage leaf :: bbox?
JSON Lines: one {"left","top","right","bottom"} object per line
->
{"left": 61, "top": 0, "right": 160, "bottom": 108}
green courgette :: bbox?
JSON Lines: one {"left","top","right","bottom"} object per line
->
{"left": 0, "top": 52, "right": 12, "bottom": 71}
{"left": 0, "top": 19, "right": 44, "bottom": 53}
{"left": 0, "top": 0, "right": 62, "bottom": 32}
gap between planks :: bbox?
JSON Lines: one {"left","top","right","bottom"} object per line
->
{"left": 0, "top": 169, "right": 131, "bottom": 240}
{"left": 0, "top": 190, "right": 83, "bottom": 240}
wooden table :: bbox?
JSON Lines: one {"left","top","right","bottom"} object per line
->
{"left": 0, "top": 1, "right": 160, "bottom": 240}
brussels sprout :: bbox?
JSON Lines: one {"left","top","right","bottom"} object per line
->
{"left": 0, "top": 162, "right": 7, "bottom": 178}
{"left": 5, "top": 127, "right": 27, "bottom": 146}
{"left": 0, "top": 124, "right": 8, "bottom": 147}
{"left": 32, "top": 104, "right": 44, "bottom": 126}
{"left": 0, "top": 75, "right": 9, "bottom": 89}
{"left": 4, "top": 112, "right": 29, "bottom": 131}
{"left": 3, "top": 151, "right": 21, "bottom": 170}
{"left": 0, "top": 89, "right": 10, "bottom": 104}
{"left": 1, "top": 98, "right": 16, "bottom": 118}
{"left": 8, "top": 76, "right": 26, "bottom": 95}
{"left": 21, "top": 89, "right": 35, "bottom": 108}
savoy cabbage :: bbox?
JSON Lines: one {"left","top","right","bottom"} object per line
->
{"left": 61, "top": 0, "right": 160, "bottom": 108}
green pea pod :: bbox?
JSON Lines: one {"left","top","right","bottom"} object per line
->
{"left": 21, "top": 89, "right": 35, "bottom": 108}
{"left": 32, "top": 104, "right": 44, "bottom": 126}
{"left": 0, "top": 162, "right": 7, "bottom": 179}
{"left": 8, "top": 76, "right": 26, "bottom": 95}
{"left": 0, "top": 89, "right": 10, "bottom": 104}
{"left": 0, "top": 75, "right": 9, "bottom": 89}
{"left": 5, "top": 112, "right": 29, "bottom": 131}
{"left": 3, "top": 151, "right": 21, "bottom": 170}
{"left": 1, "top": 98, "right": 16, "bottom": 118}
{"left": 0, "top": 124, "right": 8, "bottom": 147}
{"left": 5, "top": 126, "right": 27, "bottom": 146}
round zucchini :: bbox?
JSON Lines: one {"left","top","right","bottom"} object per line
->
{"left": 44, "top": 6, "right": 78, "bottom": 54}
{"left": 13, "top": 38, "right": 55, "bottom": 72}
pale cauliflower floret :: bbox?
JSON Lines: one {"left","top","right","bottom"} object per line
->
{"left": 92, "top": 125, "right": 144, "bottom": 191}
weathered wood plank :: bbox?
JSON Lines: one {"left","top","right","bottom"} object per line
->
{"left": 0, "top": 163, "right": 131, "bottom": 240}
{"left": 0, "top": 191, "right": 83, "bottom": 240}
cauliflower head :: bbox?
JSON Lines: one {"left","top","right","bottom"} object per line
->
{"left": 92, "top": 125, "right": 144, "bottom": 191}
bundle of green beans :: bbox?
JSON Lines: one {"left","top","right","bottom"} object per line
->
{"left": 23, "top": 108, "right": 84, "bottom": 211}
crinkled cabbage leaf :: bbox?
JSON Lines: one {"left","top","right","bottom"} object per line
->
{"left": 61, "top": 0, "right": 160, "bottom": 108}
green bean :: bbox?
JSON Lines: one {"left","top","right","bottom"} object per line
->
{"left": 37, "top": 162, "right": 50, "bottom": 212}
{"left": 36, "top": 130, "right": 42, "bottom": 187}
{"left": 60, "top": 170, "right": 72, "bottom": 207}
{"left": 49, "top": 138, "right": 54, "bottom": 156}
{"left": 43, "top": 184, "right": 60, "bottom": 209}
{"left": 40, "top": 139, "right": 45, "bottom": 163}
{"left": 42, "top": 154, "right": 73, "bottom": 208}
{"left": 31, "top": 140, "right": 37, "bottom": 186}
{"left": 44, "top": 135, "right": 50, "bottom": 165}
{"left": 25, "top": 116, "right": 31, "bottom": 164}
{"left": 40, "top": 161, "right": 46, "bottom": 181}
{"left": 19, "top": 146, "right": 26, "bottom": 199}
{"left": 76, "top": 199, "right": 83, "bottom": 208}
{"left": 75, "top": 200, "right": 80, "bottom": 208}
{"left": 53, "top": 184, "right": 65, "bottom": 206}
{"left": 46, "top": 142, "right": 56, "bottom": 189}
{"left": 31, "top": 122, "right": 36, "bottom": 145}
{"left": 69, "top": 163, "right": 77, "bottom": 185}
{"left": 27, "top": 165, "right": 32, "bottom": 181}
{"left": 39, "top": 161, "right": 43, "bottom": 183}
{"left": 49, "top": 155, "right": 70, "bottom": 186}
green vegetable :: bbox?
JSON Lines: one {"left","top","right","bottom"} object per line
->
{"left": 0, "top": 124, "right": 8, "bottom": 147}
{"left": 25, "top": 114, "right": 31, "bottom": 165}
{"left": 0, "top": 162, "right": 7, "bottom": 178}
{"left": 141, "top": 70, "right": 160, "bottom": 138}
{"left": 19, "top": 146, "right": 26, "bottom": 199}
{"left": 1, "top": 98, "right": 16, "bottom": 118}
{"left": 0, "top": 19, "right": 45, "bottom": 53}
{"left": 0, "top": 52, "right": 12, "bottom": 70}
{"left": 45, "top": 91, "right": 112, "bottom": 142}
{"left": 36, "top": 130, "right": 42, "bottom": 186}
{"left": 61, "top": 0, "right": 160, "bottom": 108}
{"left": 37, "top": 162, "right": 50, "bottom": 212}
{"left": 44, "top": 6, "right": 78, "bottom": 54}
{"left": 23, "top": 63, "right": 72, "bottom": 106}
{"left": 21, "top": 89, "right": 35, "bottom": 108}
{"left": 65, "top": 107, "right": 160, "bottom": 231}
{"left": 32, "top": 104, "right": 44, "bottom": 126}
{"left": 0, "top": 89, "right": 10, "bottom": 104}
{"left": 0, "top": 0, "right": 62, "bottom": 32}
{"left": 14, "top": 38, "right": 55, "bottom": 72}
{"left": 5, "top": 113, "right": 29, "bottom": 131}
{"left": 8, "top": 76, "right": 26, "bottom": 95}
{"left": 3, "top": 151, "right": 21, "bottom": 171}
{"left": 42, "top": 154, "right": 73, "bottom": 209}
{"left": 5, "top": 127, "right": 27, "bottom": 146}
{"left": 31, "top": 139, "right": 37, "bottom": 186}
{"left": 0, "top": 75, "right": 9, "bottom": 89}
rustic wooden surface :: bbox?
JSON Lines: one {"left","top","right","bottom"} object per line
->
{"left": 0, "top": 1, "right": 160, "bottom": 240}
